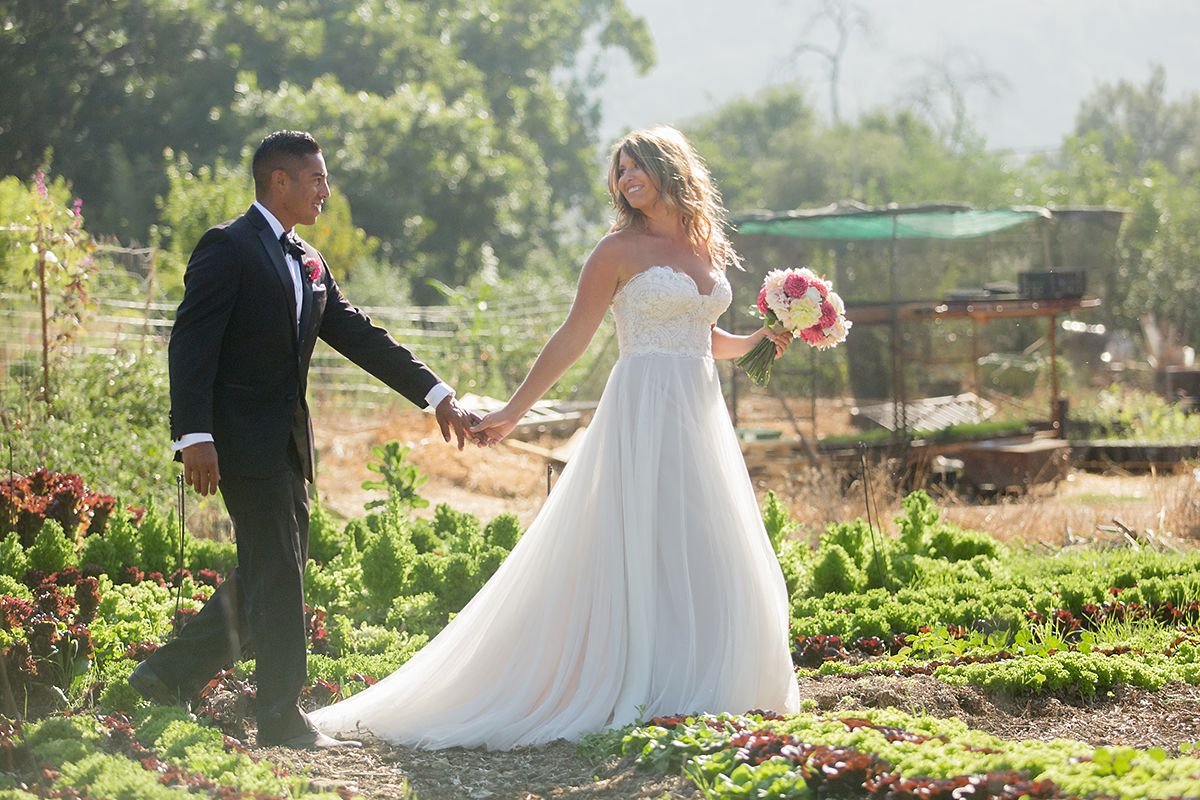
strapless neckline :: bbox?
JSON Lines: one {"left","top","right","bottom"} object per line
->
{"left": 617, "top": 265, "right": 726, "bottom": 300}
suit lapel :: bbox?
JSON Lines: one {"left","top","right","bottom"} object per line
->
{"left": 297, "top": 244, "right": 315, "bottom": 345}
{"left": 248, "top": 206, "right": 301, "bottom": 341}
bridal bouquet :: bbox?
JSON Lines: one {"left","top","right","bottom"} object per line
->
{"left": 736, "top": 267, "right": 851, "bottom": 386}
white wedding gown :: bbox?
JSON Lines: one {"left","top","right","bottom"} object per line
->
{"left": 310, "top": 265, "right": 800, "bottom": 749}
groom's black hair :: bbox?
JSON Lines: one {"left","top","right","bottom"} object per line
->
{"left": 252, "top": 130, "right": 322, "bottom": 194}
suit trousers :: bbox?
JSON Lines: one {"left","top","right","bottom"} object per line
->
{"left": 144, "top": 446, "right": 312, "bottom": 740}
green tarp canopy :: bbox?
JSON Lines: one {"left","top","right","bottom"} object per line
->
{"left": 732, "top": 203, "right": 1051, "bottom": 241}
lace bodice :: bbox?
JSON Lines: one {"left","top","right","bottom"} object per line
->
{"left": 612, "top": 266, "right": 732, "bottom": 359}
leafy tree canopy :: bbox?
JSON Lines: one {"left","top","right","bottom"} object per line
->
{"left": 0, "top": 0, "right": 653, "bottom": 298}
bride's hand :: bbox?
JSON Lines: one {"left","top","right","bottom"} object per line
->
{"left": 470, "top": 406, "right": 522, "bottom": 446}
{"left": 761, "top": 326, "right": 793, "bottom": 359}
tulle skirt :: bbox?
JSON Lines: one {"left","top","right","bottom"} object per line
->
{"left": 309, "top": 353, "right": 799, "bottom": 749}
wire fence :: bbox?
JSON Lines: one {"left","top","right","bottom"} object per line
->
{"left": 0, "top": 242, "right": 580, "bottom": 408}
{"left": 0, "top": 292, "right": 581, "bottom": 406}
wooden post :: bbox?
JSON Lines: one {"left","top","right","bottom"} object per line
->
{"left": 141, "top": 248, "right": 157, "bottom": 354}
{"left": 36, "top": 219, "right": 50, "bottom": 405}
{"left": 1049, "top": 313, "right": 1061, "bottom": 434}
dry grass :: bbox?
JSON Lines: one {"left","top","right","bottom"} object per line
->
{"left": 305, "top": 400, "right": 1200, "bottom": 551}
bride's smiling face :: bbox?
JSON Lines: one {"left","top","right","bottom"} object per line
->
{"left": 616, "top": 150, "right": 660, "bottom": 211}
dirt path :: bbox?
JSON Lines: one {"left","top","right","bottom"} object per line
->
{"left": 264, "top": 678, "right": 1200, "bottom": 799}
{"left": 267, "top": 739, "right": 699, "bottom": 800}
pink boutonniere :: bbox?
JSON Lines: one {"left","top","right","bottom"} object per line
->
{"left": 304, "top": 257, "right": 322, "bottom": 283}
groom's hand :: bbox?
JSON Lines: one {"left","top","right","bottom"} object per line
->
{"left": 435, "top": 396, "right": 484, "bottom": 450}
{"left": 181, "top": 442, "right": 221, "bottom": 496}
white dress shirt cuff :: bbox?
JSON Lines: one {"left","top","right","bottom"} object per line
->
{"left": 424, "top": 383, "right": 454, "bottom": 412}
{"left": 172, "top": 433, "right": 214, "bottom": 452}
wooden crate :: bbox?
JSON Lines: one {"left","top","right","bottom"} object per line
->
{"left": 956, "top": 438, "right": 1070, "bottom": 491}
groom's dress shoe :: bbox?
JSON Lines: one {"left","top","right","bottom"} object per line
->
{"left": 259, "top": 729, "right": 363, "bottom": 750}
{"left": 128, "top": 661, "right": 180, "bottom": 705}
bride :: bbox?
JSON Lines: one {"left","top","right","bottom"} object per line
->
{"left": 310, "top": 125, "right": 801, "bottom": 749}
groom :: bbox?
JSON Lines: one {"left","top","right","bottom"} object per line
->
{"left": 129, "top": 130, "right": 480, "bottom": 749}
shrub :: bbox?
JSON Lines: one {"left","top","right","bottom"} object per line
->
{"left": 408, "top": 518, "right": 441, "bottom": 554}
{"left": 761, "top": 491, "right": 798, "bottom": 554}
{"left": 386, "top": 592, "right": 445, "bottom": 638}
{"left": 897, "top": 490, "right": 940, "bottom": 554}
{"left": 360, "top": 519, "right": 415, "bottom": 610}
{"left": 0, "top": 533, "right": 29, "bottom": 580}
{"left": 303, "top": 556, "right": 363, "bottom": 617}
{"left": 432, "top": 503, "right": 481, "bottom": 552}
{"left": 820, "top": 519, "right": 872, "bottom": 569}
{"left": 307, "top": 500, "right": 350, "bottom": 565}
{"left": 483, "top": 513, "right": 521, "bottom": 550}
{"left": 775, "top": 538, "right": 811, "bottom": 600}
{"left": 187, "top": 537, "right": 237, "bottom": 575}
{"left": 811, "top": 544, "right": 865, "bottom": 596}
{"left": 78, "top": 535, "right": 114, "bottom": 576}
{"left": 440, "top": 551, "right": 482, "bottom": 612}
{"left": 136, "top": 507, "right": 178, "bottom": 577}
{"left": 1, "top": 349, "right": 173, "bottom": 510}
{"left": 26, "top": 520, "right": 76, "bottom": 575}
{"left": 926, "top": 526, "right": 1000, "bottom": 562}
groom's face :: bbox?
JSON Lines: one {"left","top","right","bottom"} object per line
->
{"left": 277, "top": 152, "right": 330, "bottom": 229}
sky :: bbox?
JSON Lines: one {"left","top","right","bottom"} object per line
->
{"left": 595, "top": 0, "right": 1200, "bottom": 153}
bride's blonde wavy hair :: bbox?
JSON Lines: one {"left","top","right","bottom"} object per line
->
{"left": 607, "top": 125, "right": 742, "bottom": 270}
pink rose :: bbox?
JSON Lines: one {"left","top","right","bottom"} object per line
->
{"left": 757, "top": 287, "right": 771, "bottom": 316}
{"left": 782, "top": 273, "right": 812, "bottom": 299}
{"left": 799, "top": 325, "right": 826, "bottom": 346}
{"left": 818, "top": 300, "right": 838, "bottom": 329}
{"left": 304, "top": 258, "right": 322, "bottom": 283}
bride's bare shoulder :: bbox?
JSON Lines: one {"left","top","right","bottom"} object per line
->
{"left": 594, "top": 229, "right": 650, "bottom": 255}
{"left": 589, "top": 229, "right": 652, "bottom": 276}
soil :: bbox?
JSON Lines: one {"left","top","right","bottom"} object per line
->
{"left": 263, "top": 677, "right": 1200, "bottom": 800}
{"left": 277, "top": 399, "right": 1200, "bottom": 799}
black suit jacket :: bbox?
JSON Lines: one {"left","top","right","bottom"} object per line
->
{"left": 168, "top": 205, "right": 441, "bottom": 480}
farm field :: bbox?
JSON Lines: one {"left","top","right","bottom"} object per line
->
{"left": 2, "top": 401, "right": 1199, "bottom": 799}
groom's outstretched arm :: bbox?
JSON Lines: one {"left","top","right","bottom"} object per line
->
{"left": 315, "top": 264, "right": 482, "bottom": 447}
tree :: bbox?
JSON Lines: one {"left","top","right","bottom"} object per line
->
{"left": 0, "top": 0, "right": 654, "bottom": 294}
{"left": 0, "top": 0, "right": 236, "bottom": 236}
{"left": 901, "top": 49, "right": 1009, "bottom": 155}
{"left": 1025, "top": 68, "right": 1200, "bottom": 352}
{"left": 1073, "top": 64, "right": 1200, "bottom": 178}
{"left": 687, "top": 87, "right": 1017, "bottom": 215}
{"left": 787, "top": 0, "right": 869, "bottom": 125}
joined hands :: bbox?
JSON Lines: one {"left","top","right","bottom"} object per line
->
{"left": 469, "top": 405, "right": 522, "bottom": 448}
{"left": 436, "top": 395, "right": 488, "bottom": 449}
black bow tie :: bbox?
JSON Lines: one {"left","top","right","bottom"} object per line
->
{"left": 279, "top": 231, "right": 304, "bottom": 261}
